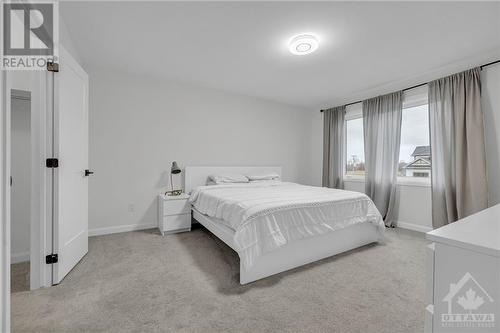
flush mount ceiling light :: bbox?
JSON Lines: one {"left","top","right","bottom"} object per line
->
{"left": 289, "top": 34, "right": 319, "bottom": 55}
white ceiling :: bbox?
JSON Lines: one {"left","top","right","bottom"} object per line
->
{"left": 61, "top": 1, "right": 500, "bottom": 109}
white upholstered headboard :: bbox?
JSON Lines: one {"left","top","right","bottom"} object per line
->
{"left": 184, "top": 166, "right": 282, "bottom": 194}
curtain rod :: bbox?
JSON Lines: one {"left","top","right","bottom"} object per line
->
{"left": 320, "top": 59, "right": 500, "bottom": 112}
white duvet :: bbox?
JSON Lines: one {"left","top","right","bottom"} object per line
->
{"left": 190, "top": 182, "right": 384, "bottom": 270}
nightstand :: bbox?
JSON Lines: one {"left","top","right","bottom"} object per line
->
{"left": 158, "top": 193, "right": 191, "bottom": 235}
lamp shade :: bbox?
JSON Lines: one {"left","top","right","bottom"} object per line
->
{"left": 171, "top": 161, "right": 181, "bottom": 174}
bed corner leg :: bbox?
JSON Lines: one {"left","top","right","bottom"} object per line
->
{"left": 239, "top": 261, "right": 253, "bottom": 285}
{"left": 239, "top": 262, "right": 247, "bottom": 285}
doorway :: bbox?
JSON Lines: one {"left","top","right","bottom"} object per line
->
{"left": 6, "top": 70, "right": 51, "bottom": 293}
{"left": 2, "top": 46, "right": 89, "bottom": 331}
{"left": 10, "top": 90, "right": 31, "bottom": 292}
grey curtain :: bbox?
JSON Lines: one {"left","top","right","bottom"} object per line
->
{"left": 428, "top": 67, "right": 488, "bottom": 229}
{"left": 363, "top": 91, "right": 403, "bottom": 226}
{"left": 322, "top": 106, "right": 345, "bottom": 189}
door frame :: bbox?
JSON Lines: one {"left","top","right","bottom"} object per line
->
{"left": 1, "top": 68, "right": 11, "bottom": 333}
{"left": 0, "top": 68, "right": 53, "bottom": 330}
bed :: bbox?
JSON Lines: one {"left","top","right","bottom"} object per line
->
{"left": 185, "top": 166, "right": 385, "bottom": 284}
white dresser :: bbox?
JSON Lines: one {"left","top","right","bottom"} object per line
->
{"left": 158, "top": 193, "right": 191, "bottom": 235}
{"left": 425, "top": 204, "right": 500, "bottom": 333}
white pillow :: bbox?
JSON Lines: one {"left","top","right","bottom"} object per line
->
{"left": 246, "top": 172, "right": 280, "bottom": 181}
{"left": 249, "top": 179, "right": 282, "bottom": 184}
{"left": 207, "top": 173, "right": 249, "bottom": 185}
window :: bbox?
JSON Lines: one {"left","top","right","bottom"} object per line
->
{"left": 343, "top": 87, "right": 430, "bottom": 182}
{"left": 398, "top": 104, "right": 431, "bottom": 179}
{"left": 346, "top": 116, "right": 365, "bottom": 176}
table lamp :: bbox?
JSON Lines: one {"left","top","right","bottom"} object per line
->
{"left": 166, "top": 161, "right": 182, "bottom": 196}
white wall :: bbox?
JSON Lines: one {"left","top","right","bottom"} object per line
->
{"left": 88, "top": 69, "right": 310, "bottom": 234}
{"left": 308, "top": 111, "right": 324, "bottom": 187}
{"left": 341, "top": 180, "right": 432, "bottom": 232}
{"left": 60, "top": 16, "right": 84, "bottom": 67}
{"left": 393, "top": 183, "right": 432, "bottom": 231}
{"left": 482, "top": 63, "right": 500, "bottom": 206}
{"left": 10, "top": 96, "right": 30, "bottom": 263}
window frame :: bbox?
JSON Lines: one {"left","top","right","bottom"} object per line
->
{"left": 398, "top": 86, "right": 431, "bottom": 186}
{"left": 342, "top": 86, "right": 431, "bottom": 187}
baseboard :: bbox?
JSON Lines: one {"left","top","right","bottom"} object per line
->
{"left": 92, "top": 220, "right": 431, "bottom": 236}
{"left": 11, "top": 251, "right": 29, "bottom": 264}
{"left": 396, "top": 221, "right": 433, "bottom": 233}
{"left": 89, "top": 223, "right": 157, "bottom": 237}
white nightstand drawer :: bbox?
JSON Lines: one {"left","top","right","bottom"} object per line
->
{"left": 161, "top": 214, "right": 191, "bottom": 234}
{"left": 158, "top": 193, "right": 191, "bottom": 235}
{"left": 163, "top": 199, "right": 190, "bottom": 216}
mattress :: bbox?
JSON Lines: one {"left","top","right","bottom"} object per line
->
{"left": 189, "top": 182, "right": 384, "bottom": 270}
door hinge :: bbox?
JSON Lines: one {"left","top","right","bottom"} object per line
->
{"left": 46, "top": 158, "right": 59, "bottom": 168}
{"left": 47, "top": 61, "right": 59, "bottom": 72}
{"left": 45, "top": 254, "right": 58, "bottom": 264}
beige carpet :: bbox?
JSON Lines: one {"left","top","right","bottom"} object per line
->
{"left": 11, "top": 261, "right": 29, "bottom": 293}
{"left": 12, "top": 225, "right": 426, "bottom": 333}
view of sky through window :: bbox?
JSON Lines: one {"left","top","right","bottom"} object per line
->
{"left": 399, "top": 104, "right": 429, "bottom": 163}
{"left": 345, "top": 104, "right": 430, "bottom": 178}
{"left": 399, "top": 104, "right": 430, "bottom": 177}
{"left": 346, "top": 117, "right": 365, "bottom": 175}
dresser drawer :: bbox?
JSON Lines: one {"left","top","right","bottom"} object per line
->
{"left": 161, "top": 214, "right": 191, "bottom": 234}
{"left": 163, "top": 199, "right": 190, "bottom": 216}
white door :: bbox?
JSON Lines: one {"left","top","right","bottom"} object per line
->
{"left": 52, "top": 46, "right": 89, "bottom": 284}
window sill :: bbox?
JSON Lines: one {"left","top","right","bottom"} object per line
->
{"left": 343, "top": 175, "right": 365, "bottom": 183}
{"left": 396, "top": 177, "right": 431, "bottom": 187}
{"left": 343, "top": 176, "right": 431, "bottom": 188}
